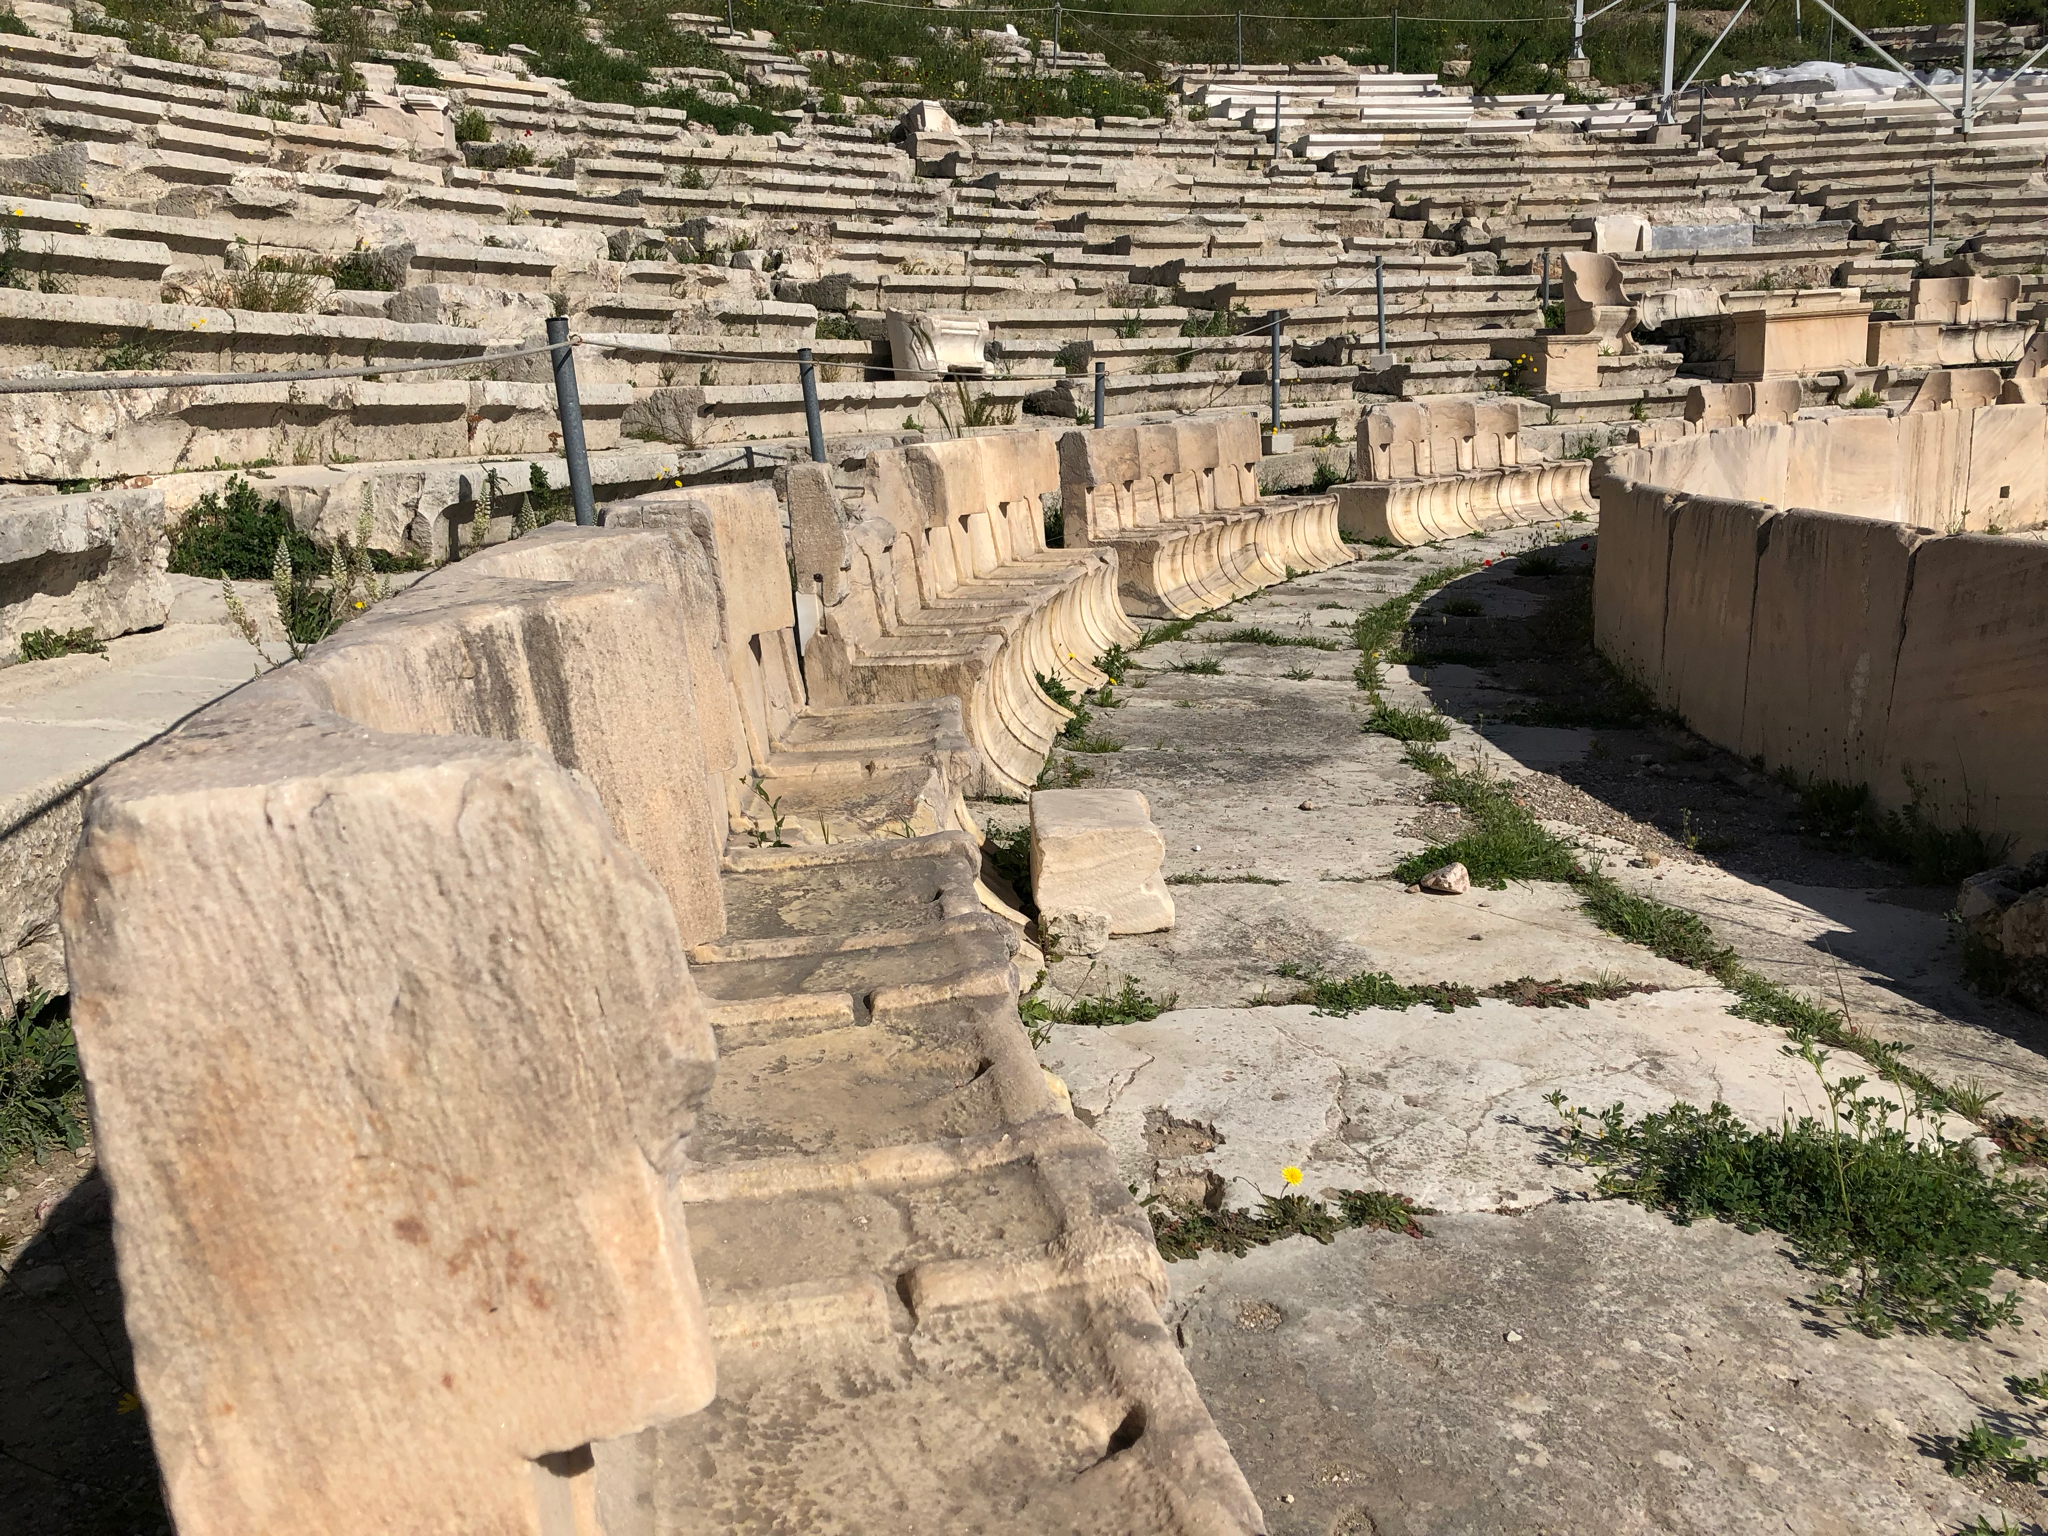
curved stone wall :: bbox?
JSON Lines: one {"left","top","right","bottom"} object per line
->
{"left": 1594, "top": 405, "right": 2048, "bottom": 856}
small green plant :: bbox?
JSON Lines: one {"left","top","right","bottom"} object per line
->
{"left": 93, "top": 332, "right": 170, "bottom": 371}
{"left": 1094, "top": 643, "right": 1130, "bottom": 684}
{"left": 1149, "top": 1178, "right": 1433, "bottom": 1260}
{"left": 1310, "top": 458, "right": 1345, "bottom": 493}
{"left": 1785, "top": 771, "right": 2011, "bottom": 886}
{"left": 453, "top": 107, "right": 492, "bottom": 143}
{"left": 812, "top": 313, "right": 864, "bottom": 342}
{"left": 1115, "top": 312, "right": 1146, "bottom": 339}
{"left": 1169, "top": 656, "right": 1222, "bottom": 675}
{"left": 1137, "top": 609, "right": 1224, "bottom": 648}
{"left": 329, "top": 245, "right": 406, "bottom": 291}
{"left": 1284, "top": 665, "right": 1315, "bottom": 680}
{"left": 1216, "top": 626, "right": 1341, "bottom": 651}
{"left": 221, "top": 506, "right": 387, "bottom": 663}
{"left": 17, "top": 626, "right": 104, "bottom": 662}
{"left": 168, "top": 475, "right": 319, "bottom": 580}
{"left": 744, "top": 772, "right": 790, "bottom": 847}
{"left": 199, "top": 267, "right": 320, "bottom": 313}
{"left": 1279, "top": 966, "right": 1479, "bottom": 1015}
{"left": 1179, "top": 307, "right": 1235, "bottom": 338}
{"left": 1168, "top": 871, "right": 1285, "bottom": 886}
{"left": 953, "top": 382, "right": 1016, "bottom": 428}
{"left": 1518, "top": 552, "right": 1561, "bottom": 575}
{"left": 1389, "top": 755, "right": 1580, "bottom": 887}
{"left": 1849, "top": 388, "right": 1885, "bottom": 410}
{"left": 1, "top": 985, "right": 85, "bottom": 1166}
{"left": 1541, "top": 299, "right": 1565, "bottom": 329}
{"left": 1029, "top": 976, "right": 1178, "bottom": 1031}
{"left": 1365, "top": 701, "right": 1450, "bottom": 742}
{"left": 1550, "top": 1030, "right": 2048, "bottom": 1339}
{"left": 1940, "top": 1418, "right": 2047, "bottom": 1482}
{"left": 393, "top": 58, "right": 441, "bottom": 87}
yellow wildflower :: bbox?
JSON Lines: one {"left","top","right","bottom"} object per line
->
{"left": 1281, "top": 1165, "right": 1302, "bottom": 1186}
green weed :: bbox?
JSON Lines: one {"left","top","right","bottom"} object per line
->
{"left": 1, "top": 985, "right": 84, "bottom": 1166}
{"left": 1365, "top": 701, "right": 1451, "bottom": 742}
{"left": 1390, "top": 759, "right": 1579, "bottom": 887}
{"left": 1138, "top": 609, "right": 1226, "bottom": 647}
{"left": 16, "top": 626, "right": 104, "bottom": 662}
{"left": 1031, "top": 977, "right": 1178, "bottom": 1031}
{"left": 1149, "top": 1187, "right": 1433, "bottom": 1261}
{"left": 1785, "top": 772, "right": 2011, "bottom": 887}
{"left": 1168, "top": 871, "right": 1285, "bottom": 885}
{"left": 1215, "top": 626, "right": 1342, "bottom": 651}
{"left": 1941, "top": 1418, "right": 2048, "bottom": 1482}
{"left": 1170, "top": 656, "right": 1222, "bottom": 675}
{"left": 1550, "top": 1031, "right": 2048, "bottom": 1339}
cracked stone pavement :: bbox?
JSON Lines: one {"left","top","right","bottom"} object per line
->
{"left": 992, "top": 527, "right": 2048, "bottom": 1535}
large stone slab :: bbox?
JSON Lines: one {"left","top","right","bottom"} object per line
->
{"left": 61, "top": 680, "right": 719, "bottom": 1535}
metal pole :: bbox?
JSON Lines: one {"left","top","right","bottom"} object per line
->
{"left": 1794, "top": 0, "right": 1800, "bottom": 38}
{"left": 1927, "top": 167, "right": 1936, "bottom": 249}
{"left": 1272, "top": 88, "right": 1281, "bottom": 159}
{"left": 1374, "top": 256, "right": 1387, "bottom": 350}
{"left": 797, "top": 345, "right": 825, "bottom": 463}
{"left": 725, "top": 0, "right": 734, "bottom": 32}
{"left": 1658, "top": 0, "right": 1677, "bottom": 124}
{"left": 1962, "top": 0, "right": 1976, "bottom": 133}
{"left": 1392, "top": 4, "right": 1399, "bottom": 71}
{"left": 546, "top": 316, "right": 595, "bottom": 527}
{"left": 1093, "top": 359, "right": 1106, "bottom": 427}
{"left": 1053, "top": 3, "right": 1061, "bottom": 58}
{"left": 1677, "top": 0, "right": 1751, "bottom": 97}
{"left": 1268, "top": 309, "right": 1283, "bottom": 435}
{"left": 1826, "top": 12, "right": 1833, "bottom": 60}
{"left": 1697, "top": 82, "right": 1706, "bottom": 148}
{"left": 1236, "top": 11, "right": 1242, "bottom": 68}
{"left": 1540, "top": 247, "right": 1550, "bottom": 307}
{"left": 1571, "top": 0, "right": 1585, "bottom": 58}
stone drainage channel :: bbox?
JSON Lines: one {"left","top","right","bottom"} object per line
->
{"left": 975, "top": 526, "right": 2048, "bottom": 1536}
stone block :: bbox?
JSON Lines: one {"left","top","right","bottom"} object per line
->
{"left": 1030, "top": 787, "right": 1174, "bottom": 939}
{"left": 884, "top": 307, "right": 988, "bottom": 380}
{"left": 61, "top": 677, "right": 719, "bottom": 1536}
{"left": 0, "top": 485, "right": 171, "bottom": 649}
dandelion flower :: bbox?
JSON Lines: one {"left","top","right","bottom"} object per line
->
{"left": 1281, "top": 1165, "right": 1302, "bottom": 1186}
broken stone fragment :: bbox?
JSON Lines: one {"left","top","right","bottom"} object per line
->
{"left": 1419, "top": 861, "right": 1471, "bottom": 895}
{"left": 1041, "top": 906, "right": 1112, "bottom": 956}
{"left": 1030, "top": 788, "right": 1175, "bottom": 945}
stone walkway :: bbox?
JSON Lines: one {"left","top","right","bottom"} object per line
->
{"left": 1000, "top": 527, "right": 2048, "bottom": 1535}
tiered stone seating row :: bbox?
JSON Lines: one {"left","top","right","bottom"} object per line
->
{"left": 59, "top": 478, "right": 1267, "bottom": 1531}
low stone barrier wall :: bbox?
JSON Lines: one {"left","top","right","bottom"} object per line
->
{"left": 56, "top": 494, "right": 1261, "bottom": 1533}
{"left": 1595, "top": 405, "right": 2048, "bottom": 854}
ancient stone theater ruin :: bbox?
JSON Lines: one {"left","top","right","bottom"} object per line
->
{"left": 6, "top": 1, "right": 2048, "bottom": 1531}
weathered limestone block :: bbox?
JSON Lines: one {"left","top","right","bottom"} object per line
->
{"left": 1058, "top": 413, "right": 1349, "bottom": 619}
{"left": 0, "top": 484, "right": 171, "bottom": 649}
{"left": 1031, "top": 788, "right": 1174, "bottom": 950}
{"left": 1337, "top": 399, "right": 1591, "bottom": 547}
{"left": 794, "top": 434, "right": 1141, "bottom": 797}
{"left": 1560, "top": 250, "right": 1638, "bottom": 350}
{"left": 60, "top": 679, "right": 719, "bottom": 1536}
{"left": 884, "top": 307, "right": 988, "bottom": 380}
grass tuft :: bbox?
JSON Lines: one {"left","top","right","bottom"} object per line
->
{"left": 1149, "top": 1187, "right": 1434, "bottom": 1260}
{"left": 1365, "top": 701, "right": 1450, "bottom": 742}
{"left": 1552, "top": 1048, "right": 2048, "bottom": 1340}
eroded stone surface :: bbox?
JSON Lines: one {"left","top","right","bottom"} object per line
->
{"left": 1170, "top": 1205, "right": 2043, "bottom": 1536}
